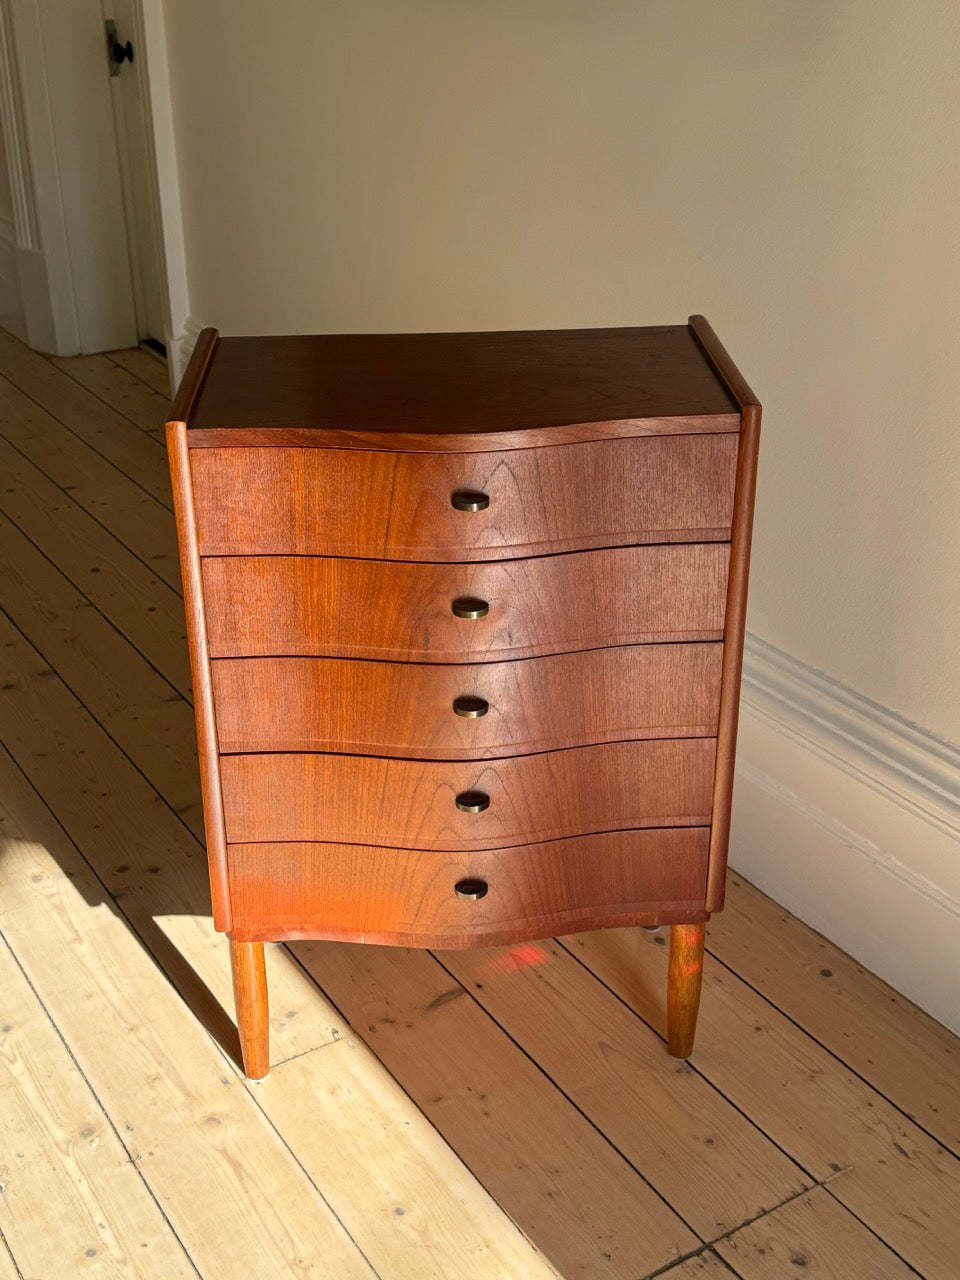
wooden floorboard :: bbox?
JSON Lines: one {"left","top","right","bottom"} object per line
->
{"left": 50, "top": 351, "right": 170, "bottom": 441}
{"left": 1, "top": 327, "right": 958, "bottom": 1278}
{"left": 710, "top": 872, "right": 960, "bottom": 1158}
{"left": 714, "top": 1185, "right": 917, "bottom": 1280}
{"left": 295, "top": 939, "right": 698, "bottom": 1279}
{"left": 566, "top": 929, "right": 960, "bottom": 1280}
{"left": 0, "top": 936, "right": 199, "bottom": 1278}
{"left": 106, "top": 345, "right": 172, "bottom": 396}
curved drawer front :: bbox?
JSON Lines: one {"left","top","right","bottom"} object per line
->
{"left": 212, "top": 644, "right": 722, "bottom": 757}
{"left": 225, "top": 828, "right": 710, "bottom": 947}
{"left": 202, "top": 543, "right": 729, "bottom": 661}
{"left": 191, "top": 435, "right": 738, "bottom": 560}
{"left": 219, "top": 738, "right": 716, "bottom": 850}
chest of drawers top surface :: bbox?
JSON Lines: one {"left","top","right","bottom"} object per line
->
{"left": 176, "top": 324, "right": 738, "bottom": 448}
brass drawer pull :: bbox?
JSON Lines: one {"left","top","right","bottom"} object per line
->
{"left": 453, "top": 695, "right": 489, "bottom": 718}
{"left": 451, "top": 596, "right": 489, "bottom": 620}
{"left": 451, "top": 489, "right": 490, "bottom": 512}
{"left": 454, "top": 878, "right": 488, "bottom": 900}
{"left": 455, "top": 789, "right": 490, "bottom": 813}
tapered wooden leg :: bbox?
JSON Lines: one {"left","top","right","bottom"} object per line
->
{"left": 667, "top": 923, "right": 706, "bottom": 1060}
{"left": 229, "top": 940, "right": 269, "bottom": 1079}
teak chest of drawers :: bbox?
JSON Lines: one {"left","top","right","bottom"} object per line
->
{"left": 166, "top": 318, "right": 761, "bottom": 1079}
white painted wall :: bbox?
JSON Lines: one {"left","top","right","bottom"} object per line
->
{"left": 158, "top": 0, "right": 960, "bottom": 1027}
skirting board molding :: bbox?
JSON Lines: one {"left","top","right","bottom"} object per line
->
{"left": 733, "top": 633, "right": 960, "bottom": 1033}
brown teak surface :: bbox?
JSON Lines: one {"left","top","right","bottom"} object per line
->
{"left": 211, "top": 644, "right": 723, "bottom": 757}
{"left": 201, "top": 543, "right": 730, "bottom": 661}
{"left": 218, "top": 738, "right": 717, "bottom": 850}
{"left": 190, "top": 434, "right": 737, "bottom": 558}
{"left": 226, "top": 829, "right": 710, "bottom": 945}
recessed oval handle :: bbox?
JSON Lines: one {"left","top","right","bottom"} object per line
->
{"left": 451, "top": 596, "right": 489, "bottom": 620}
{"left": 455, "top": 789, "right": 490, "bottom": 813}
{"left": 453, "top": 695, "right": 489, "bottom": 718}
{"left": 455, "top": 878, "right": 488, "bottom": 900}
{"left": 451, "top": 489, "right": 490, "bottom": 512}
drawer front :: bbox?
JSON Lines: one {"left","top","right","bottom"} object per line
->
{"left": 202, "top": 544, "right": 729, "bottom": 661}
{"left": 219, "top": 739, "right": 716, "bottom": 849}
{"left": 190, "top": 435, "right": 738, "bottom": 560}
{"left": 225, "top": 828, "right": 711, "bottom": 946}
{"left": 212, "top": 644, "right": 723, "bottom": 757}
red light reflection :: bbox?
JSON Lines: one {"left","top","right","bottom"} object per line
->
{"left": 475, "top": 942, "right": 550, "bottom": 980}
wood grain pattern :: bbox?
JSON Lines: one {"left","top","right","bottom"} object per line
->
{"left": 690, "top": 316, "right": 762, "bottom": 912}
{"left": 184, "top": 326, "right": 737, "bottom": 446}
{"left": 165, "top": 420, "right": 231, "bottom": 930}
{"left": 713, "top": 873, "right": 960, "bottom": 1158}
{"left": 226, "top": 828, "right": 710, "bottom": 945}
{"left": 441, "top": 940, "right": 808, "bottom": 1236}
{"left": 261, "top": 1035, "right": 565, "bottom": 1280}
{"left": 190, "top": 434, "right": 738, "bottom": 558}
{"left": 0, "top": 938, "right": 197, "bottom": 1278}
{"left": 292, "top": 940, "right": 700, "bottom": 1278}
{"left": 570, "top": 926, "right": 960, "bottom": 1280}
{"left": 668, "top": 922, "right": 706, "bottom": 1058}
{"left": 715, "top": 1185, "right": 916, "bottom": 1280}
{"left": 219, "top": 738, "right": 716, "bottom": 849}
{"left": 211, "top": 643, "right": 723, "bottom": 757}
{"left": 188, "top": 416, "right": 740, "bottom": 452}
{"left": 229, "top": 940, "right": 269, "bottom": 1079}
{"left": 202, "top": 543, "right": 730, "bottom": 662}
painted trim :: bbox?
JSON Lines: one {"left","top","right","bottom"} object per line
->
{"left": 734, "top": 632, "right": 960, "bottom": 1031}
{"left": 0, "top": 0, "right": 37, "bottom": 248}
{"left": 139, "top": 1, "right": 190, "bottom": 363}
{"left": 741, "top": 632, "right": 960, "bottom": 841}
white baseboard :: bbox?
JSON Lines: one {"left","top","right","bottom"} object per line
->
{"left": 732, "top": 634, "right": 960, "bottom": 1033}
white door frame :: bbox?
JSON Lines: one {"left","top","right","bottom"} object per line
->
{"left": 0, "top": 0, "right": 189, "bottom": 384}
{"left": 133, "top": 0, "right": 192, "bottom": 382}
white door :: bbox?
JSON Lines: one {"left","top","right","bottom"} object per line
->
{"left": 0, "top": 0, "right": 169, "bottom": 356}
{"left": 103, "top": 0, "right": 168, "bottom": 350}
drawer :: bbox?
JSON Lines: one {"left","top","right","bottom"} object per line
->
{"left": 190, "top": 435, "right": 738, "bottom": 560}
{"left": 219, "top": 738, "right": 716, "bottom": 849}
{"left": 211, "top": 644, "right": 723, "bottom": 757}
{"left": 225, "top": 828, "right": 711, "bottom": 946}
{"left": 202, "top": 543, "right": 729, "bottom": 661}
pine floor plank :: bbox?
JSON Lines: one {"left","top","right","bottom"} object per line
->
{"left": 0, "top": 337, "right": 168, "bottom": 506}
{"left": 296, "top": 939, "right": 697, "bottom": 1280}
{"left": 50, "top": 353, "right": 169, "bottom": 441}
{"left": 0, "top": 374, "right": 180, "bottom": 589}
{"left": 0, "top": 438, "right": 191, "bottom": 695}
{"left": 441, "top": 942, "right": 808, "bottom": 1238}
{"left": 262, "top": 1037, "right": 563, "bottom": 1280}
{"left": 0, "top": 763, "right": 377, "bottom": 1280}
{"left": 567, "top": 928, "right": 960, "bottom": 1280}
{"left": 657, "top": 1253, "right": 738, "bottom": 1279}
{"left": 0, "top": 1236, "right": 21, "bottom": 1280}
{"left": 0, "top": 510, "right": 202, "bottom": 834}
{"left": 0, "top": 612, "right": 343, "bottom": 1064}
{"left": 0, "top": 938, "right": 198, "bottom": 1279}
{"left": 714, "top": 1185, "right": 915, "bottom": 1280}
{"left": 106, "top": 346, "right": 171, "bottom": 396}
{"left": 711, "top": 871, "right": 960, "bottom": 1157}
{"left": 0, "top": 329, "right": 168, "bottom": 472}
